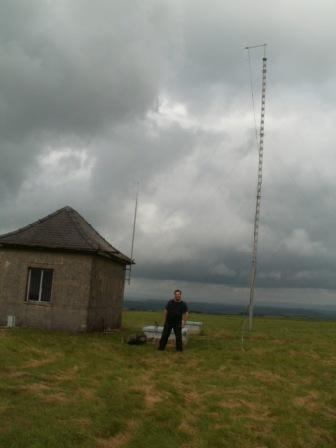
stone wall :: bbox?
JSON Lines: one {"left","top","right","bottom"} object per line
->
{"left": 0, "top": 248, "right": 91, "bottom": 331}
{"left": 87, "top": 255, "right": 126, "bottom": 331}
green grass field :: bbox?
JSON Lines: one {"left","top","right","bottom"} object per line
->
{"left": 1, "top": 311, "right": 336, "bottom": 448}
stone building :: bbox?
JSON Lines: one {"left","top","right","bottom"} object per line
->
{"left": 0, "top": 206, "right": 132, "bottom": 331}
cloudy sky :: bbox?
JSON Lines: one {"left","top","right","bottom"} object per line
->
{"left": 1, "top": 0, "right": 336, "bottom": 307}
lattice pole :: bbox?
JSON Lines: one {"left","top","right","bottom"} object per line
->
{"left": 247, "top": 46, "right": 267, "bottom": 331}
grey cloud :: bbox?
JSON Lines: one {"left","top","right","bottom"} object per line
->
{"left": 0, "top": 1, "right": 163, "bottom": 139}
{"left": 0, "top": 0, "right": 175, "bottom": 202}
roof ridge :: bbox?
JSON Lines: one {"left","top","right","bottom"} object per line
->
{"left": 66, "top": 209, "right": 98, "bottom": 251}
{"left": 66, "top": 208, "right": 121, "bottom": 255}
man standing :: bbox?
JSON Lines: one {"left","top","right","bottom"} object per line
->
{"left": 158, "top": 289, "right": 189, "bottom": 352}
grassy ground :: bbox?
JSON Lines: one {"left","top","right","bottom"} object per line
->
{"left": 1, "top": 311, "right": 336, "bottom": 448}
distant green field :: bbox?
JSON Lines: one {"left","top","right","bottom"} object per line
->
{"left": 1, "top": 311, "right": 335, "bottom": 448}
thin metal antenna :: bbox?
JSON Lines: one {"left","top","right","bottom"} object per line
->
{"left": 246, "top": 44, "right": 268, "bottom": 331}
{"left": 127, "top": 182, "right": 139, "bottom": 285}
{"left": 245, "top": 43, "right": 267, "bottom": 52}
{"left": 247, "top": 49, "right": 259, "bottom": 151}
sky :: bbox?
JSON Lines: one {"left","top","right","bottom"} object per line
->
{"left": 1, "top": 0, "right": 336, "bottom": 307}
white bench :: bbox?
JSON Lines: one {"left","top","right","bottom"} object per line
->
{"left": 143, "top": 325, "right": 189, "bottom": 344}
{"left": 185, "top": 321, "right": 203, "bottom": 334}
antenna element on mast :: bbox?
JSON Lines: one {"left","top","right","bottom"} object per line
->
{"left": 126, "top": 182, "right": 139, "bottom": 285}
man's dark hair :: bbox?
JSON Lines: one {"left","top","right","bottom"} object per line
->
{"left": 174, "top": 289, "right": 182, "bottom": 294}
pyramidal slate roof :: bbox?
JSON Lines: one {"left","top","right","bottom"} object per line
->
{"left": 0, "top": 206, "right": 132, "bottom": 265}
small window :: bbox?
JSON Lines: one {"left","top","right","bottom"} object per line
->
{"left": 26, "top": 268, "right": 53, "bottom": 303}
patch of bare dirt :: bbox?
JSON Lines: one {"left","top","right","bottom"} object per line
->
{"left": 208, "top": 411, "right": 220, "bottom": 419}
{"left": 142, "top": 382, "right": 163, "bottom": 408}
{"left": 77, "top": 387, "right": 96, "bottom": 401}
{"left": 43, "top": 392, "right": 71, "bottom": 404}
{"left": 73, "top": 418, "right": 91, "bottom": 429}
{"left": 252, "top": 336, "right": 293, "bottom": 345}
{"left": 20, "top": 382, "right": 73, "bottom": 405}
{"left": 220, "top": 397, "right": 271, "bottom": 420}
{"left": 293, "top": 391, "right": 320, "bottom": 411}
{"left": 23, "top": 383, "right": 50, "bottom": 394}
{"left": 300, "top": 376, "right": 314, "bottom": 386}
{"left": 0, "top": 404, "right": 10, "bottom": 414}
{"left": 4, "top": 370, "right": 30, "bottom": 379}
{"left": 129, "top": 381, "right": 167, "bottom": 409}
{"left": 312, "top": 426, "right": 334, "bottom": 444}
{"left": 252, "top": 370, "right": 283, "bottom": 384}
{"left": 22, "top": 352, "right": 61, "bottom": 368}
{"left": 179, "top": 420, "right": 197, "bottom": 436}
{"left": 213, "top": 331, "right": 235, "bottom": 340}
{"left": 220, "top": 399, "right": 243, "bottom": 409}
{"left": 288, "top": 350, "right": 299, "bottom": 358}
{"left": 307, "top": 352, "right": 322, "bottom": 361}
{"left": 0, "top": 329, "right": 11, "bottom": 336}
{"left": 96, "top": 419, "right": 139, "bottom": 448}
{"left": 323, "top": 406, "right": 336, "bottom": 418}
{"left": 53, "top": 366, "right": 79, "bottom": 382}
{"left": 184, "top": 390, "right": 201, "bottom": 404}
{"left": 213, "top": 423, "right": 226, "bottom": 430}
{"left": 252, "top": 348, "right": 267, "bottom": 355}
{"left": 322, "top": 356, "right": 336, "bottom": 367}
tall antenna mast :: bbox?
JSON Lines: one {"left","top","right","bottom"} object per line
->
{"left": 245, "top": 44, "right": 267, "bottom": 331}
{"left": 127, "top": 182, "right": 139, "bottom": 285}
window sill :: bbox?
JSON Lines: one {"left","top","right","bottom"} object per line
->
{"left": 25, "top": 300, "right": 52, "bottom": 306}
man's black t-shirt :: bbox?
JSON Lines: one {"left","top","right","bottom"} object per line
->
{"left": 165, "top": 299, "right": 188, "bottom": 323}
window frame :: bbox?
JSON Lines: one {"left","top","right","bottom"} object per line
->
{"left": 26, "top": 267, "right": 54, "bottom": 303}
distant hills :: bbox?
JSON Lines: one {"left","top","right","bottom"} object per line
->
{"left": 124, "top": 298, "right": 336, "bottom": 319}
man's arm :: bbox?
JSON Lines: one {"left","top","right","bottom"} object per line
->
{"left": 163, "top": 309, "right": 168, "bottom": 322}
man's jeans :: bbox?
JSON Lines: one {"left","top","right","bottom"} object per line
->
{"left": 158, "top": 321, "right": 183, "bottom": 351}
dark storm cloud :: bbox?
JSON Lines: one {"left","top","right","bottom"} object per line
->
{"left": 0, "top": 0, "right": 164, "bottom": 137}
{"left": 1, "top": 0, "right": 336, "bottom": 303}
{"left": 0, "top": 0, "right": 176, "bottom": 198}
